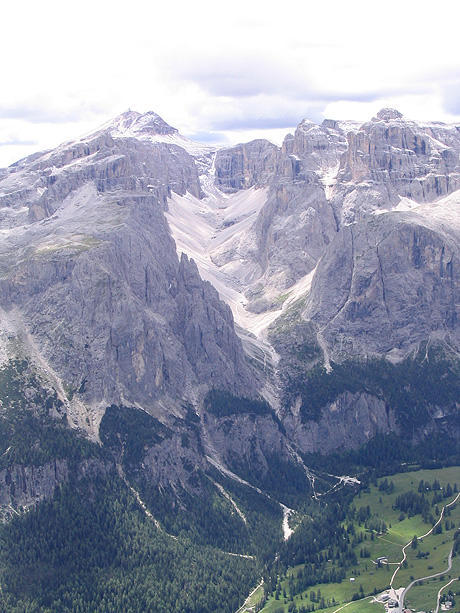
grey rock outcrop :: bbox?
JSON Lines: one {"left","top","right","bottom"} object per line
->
{"left": 214, "top": 109, "right": 460, "bottom": 313}
{"left": 0, "top": 112, "right": 256, "bottom": 433}
{"left": 304, "top": 192, "right": 460, "bottom": 361}
{"left": 332, "top": 109, "right": 460, "bottom": 224}
{"left": 204, "top": 411, "right": 291, "bottom": 476}
{"left": 214, "top": 139, "right": 279, "bottom": 193}
{"left": 250, "top": 174, "right": 336, "bottom": 297}
{"left": 171, "top": 255, "right": 253, "bottom": 392}
{"left": 282, "top": 392, "right": 397, "bottom": 455}
{"left": 210, "top": 117, "right": 359, "bottom": 308}
{"left": 281, "top": 118, "right": 352, "bottom": 173}
{"left": 0, "top": 460, "right": 69, "bottom": 519}
{"left": 0, "top": 457, "right": 113, "bottom": 521}
{"left": 141, "top": 425, "right": 207, "bottom": 494}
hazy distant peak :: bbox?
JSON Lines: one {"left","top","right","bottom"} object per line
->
{"left": 374, "top": 108, "right": 404, "bottom": 121}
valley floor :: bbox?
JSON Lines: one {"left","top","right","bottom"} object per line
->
{"left": 260, "top": 466, "right": 460, "bottom": 613}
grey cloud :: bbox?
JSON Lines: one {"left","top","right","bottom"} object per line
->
{"left": 166, "top": 55, "right": 313, "bottom": 99}
{"left": 166, "top": 53, "right": 428, "bottom": 104}
{"left": 441, "top": 79, "right": 460, "bottom": 116}
{"left": 206, "top": 113, "right": 305, "bottom": 131}
{"left": 184, "top": 131, "right": 230, "bottom": 145}
{"left": 0, "top": 101, "right": 107, "bottom": 124}
{"left": 0, "top": 139, "right": 37, "bottom": 146}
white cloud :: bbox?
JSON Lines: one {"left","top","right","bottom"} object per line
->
{"left": 1, "top": 0, "right": 460, "bottom": 167}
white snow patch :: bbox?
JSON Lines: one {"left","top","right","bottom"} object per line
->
{"left": 394, "top": 196, "right": 420, "bottom": 212}
{"left": 319, "top": 163, "right": 340, "bottom": 200}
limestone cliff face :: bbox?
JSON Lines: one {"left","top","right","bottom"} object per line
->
{"left": 304, "top": 192, "right": 460, "bottom": 360}
{"left": 0, "top": 460, "right": 69, "bottom": 520}
{"left": 253, "top": 120, "right": 352, "bottom": 283}
{"left": 141, "top": 427, "right": 207, "bottom": 494}
{"left": 204, "top": 411, "right": 291, "bottom": 475}
{"left": 171, "top": 255, "right": 253, "bottom": 393}
{"left": 214, "top": 139, "right": 279, "bottom": 193}
{"left": 0, "top": 113, "right": 256, "bottom": 432}
{"left": 213, "top": 109, "right": 460, "bottom": 310}
{"left": 332, "top": 108, "right": 460, "bottom": 224}
{"left": 3, "top": 134, "right": 202, "bottom": 226}
{"left": 250, "top": 176, "right": 336, "bottom": 301}
{"left": 0, "top": 458, "right": 111, "bottom": 521}
{"left": 281, "top": 118, "right": 351, "bottom": 173}
{"left": 279, "top": 380, "right": 460, "bottom": 456}
{"left": 282, "top": 392, "right": 397, "bottom": 455}
{"left": 214, "top": 140, "right": 279, "bottom": 193}
{"left": 224, "top": 127, "right": 344, "bottom": 309}
{"left": 211, "top": 119, "right": 358, "bottom": 309}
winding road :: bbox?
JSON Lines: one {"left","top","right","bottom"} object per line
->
{"left": 390, "top": 491, "right": 460, "bottom": 613}
{"left": 398, "top": 547, "right": 453, "bottom": 612}
{"left": 434, "top": 576, "right": 459, "bottom": 613}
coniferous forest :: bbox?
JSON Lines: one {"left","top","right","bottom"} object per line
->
{"left": 0, "top": 473, "right": 260, "bottom": 613}
{"left": 0, "top": 360, "right": 460, "bottom": 611}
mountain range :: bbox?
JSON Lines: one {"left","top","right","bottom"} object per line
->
{"left": 0, "top": 106, "right": 460, "bottom": 610}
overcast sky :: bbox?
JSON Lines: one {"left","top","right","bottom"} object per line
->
{"left": 2, "top": 0, "right": 460, "bottom": 167}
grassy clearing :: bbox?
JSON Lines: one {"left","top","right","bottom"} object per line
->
{"left": 329, "top": 596, "right": 376, "bottom": 613}
{"left": 34, "top": 235, "right": 102, "bottom": 256}
{"left": 405, "top": 554, "right": 460, "bottom": 611}
{"left": 236, "top": 581, "right": 264, "bottom": 612}
{"left": 260, "top": 466, "right": 460, "bottom": 613}
{"left": 261, "top": 560, "right": 392, "bottom": 612}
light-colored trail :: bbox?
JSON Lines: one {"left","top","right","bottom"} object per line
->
{"left": 213, "top": 480, "right": 248, "bottom": 524}
{"left": 391, "top": 491, "right": 460, "bottom": 588}
{"left": 116, "top": 461, "right": 178, "bottom": 540}
{"left": 235, "top": 579, "right": 263, "bottom": 613}
{"left": 331, "top": 595, "right": 373, "bottom": 612}
{"left": 435, "top": 576, "right": 458, "bottom": 613}
{"left": 390, "top": 491, "right": 460, "bottom": 612}
{"left": 400, "top": 547, "right": 453, "bottom": 612}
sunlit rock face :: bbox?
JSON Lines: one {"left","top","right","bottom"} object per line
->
{"left": 2, "top": 106, "right": 460, "bottom": 480}
{"left": 304, "top": 194, "right": 460, "bottom": 360}
{"left": 331, "top": 108, "right": 460, "bottom": 224}
{"left": 214, "top": 139, "right": 279, "bottom": 193}
{"left": 0, "top": 111, "right": 256, "bottom": 437}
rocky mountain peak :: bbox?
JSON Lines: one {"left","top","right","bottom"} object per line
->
{"left": 214, "top": 139, "right": 279, "bottom": 193}
{"left": 102, "top": 109, "right": 178, "bottom": 138}
{"left": 374, "top": 108, "right": 404, "bottom": 121}
{"left": 333, "top": 108, "right": 460, "bottom": 222}
{"left": 2, "top": 104, "right": 460, "bottom": 555}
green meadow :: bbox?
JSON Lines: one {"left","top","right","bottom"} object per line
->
{"left": 261, "top": 466, "right": 460, "bottom": 613}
